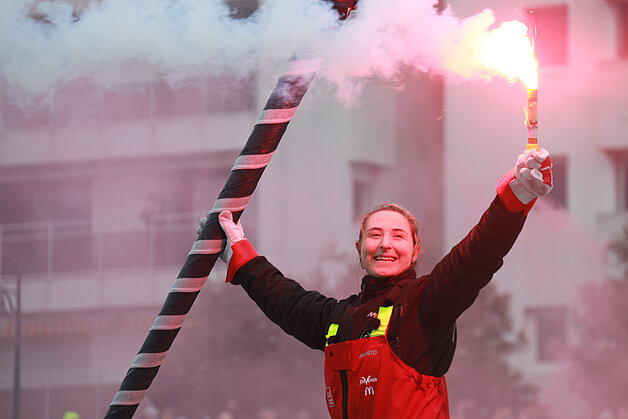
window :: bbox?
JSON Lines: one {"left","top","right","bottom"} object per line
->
{"left": 228, "top": 0, "right": 258, "bottom": 18}
{"left": 146, "top": 168, "right": 221, "bottom": 267}
{"left": 615, "top": 151, "right": 628, "bottom": 211}
{"left": 351, "top": 162, "right": 380, "bottom": 220}
{"left": 0, "top": 178, "right": 92, "bottom": 224}
{"left": 0, "top": 177, "right": 93, "bottom": 275}
{"left": 140, "top": 162, "right": 258, "bottom": 268}
{"left": 353, "top": 181, "right": 372, "bottom": 220}
{"left": 617, "top": 1, "right": 628, "bottom": 59}
{"left": 206, "top": 75, "right": 256, "bottom": 114}
{"left": 2, "top": 92, "right": 50, "bottom": 130}
{"left": 529, "top": 307, "right": 568, "bottom": 363}
{"left": 153, "top": 79, "right": 203, "bottom": 117}
{"left": 102, "top": 76, "right": 255, "bottom": 121}
{"left": 546, "top": 155, "right": 567, "bottom": 209}
{"left": 103, "top": 83, "right": 151, "bottom": 122}
{"left": 51, "top": 79, "right": 99, "bottom": 127}
{"left": 0, "top": 157, "right": 252, "bottom": 275}
{"left": 528, "top": 5, "right": 569, "bottom": 66}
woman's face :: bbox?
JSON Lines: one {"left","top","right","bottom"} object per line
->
{"left": 357, "top": 210, "right": 418, "bottom": 278}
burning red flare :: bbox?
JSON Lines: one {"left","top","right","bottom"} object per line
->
{"left": 480, "top": 20, "right": 538, "bottom": 89}
{"left": 479, "top": 20, "right": 539, "bottom": 149}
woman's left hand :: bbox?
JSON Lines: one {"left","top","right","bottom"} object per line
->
{"left": 496, "top": 148, "right": 553, "bottom": 214}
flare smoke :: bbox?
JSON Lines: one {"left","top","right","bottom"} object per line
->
{"left": 1, "top": 0, "right": 525, "bottom": 105}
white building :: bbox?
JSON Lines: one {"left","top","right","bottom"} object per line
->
{"left": 446, "top": 0, "right": 627, "bottom": 417}
{"left": 0, "top": 1, "right": 445, "bottom": 417}
{"left": 1, "top": 0, "right": 626, "bottom": 417}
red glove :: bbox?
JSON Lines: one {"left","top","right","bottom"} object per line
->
{"left": 217, "top": 211, "right": 258, "bottom": 283}
{"left": 496, "top": 148, "right": 553, "bottom": 215}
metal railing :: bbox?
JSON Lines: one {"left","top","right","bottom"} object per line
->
{"left": 0, "top": 213, "right": 204, "bottom": 280}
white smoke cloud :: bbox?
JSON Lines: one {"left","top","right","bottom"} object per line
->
{"left": 0, "top": 0, "right": 511, "bottom": 105}
{"left": 320, "top": 1, "right": 501, "bottom": 100}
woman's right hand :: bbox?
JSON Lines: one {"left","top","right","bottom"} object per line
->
{"left": 197, "top": 211, "right": 257, "bottom": 283}
{"left": 197, "top": 211, "right": 246, "bottom": 263}
{"left": 217, "top": 211, "right": 246, "bottom": 264}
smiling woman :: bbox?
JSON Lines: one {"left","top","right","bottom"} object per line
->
{"left": 356, "top": 204, "right": 421, "bottom": 278}
{"left": 208, "top": 148, "right": 554, "bottom": 419}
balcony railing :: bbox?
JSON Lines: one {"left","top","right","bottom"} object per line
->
{"left": 0, "top": 213, "right": 203, "bottom": 279}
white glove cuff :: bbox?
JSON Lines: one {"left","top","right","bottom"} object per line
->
{"left": 509, "top": 178, "right": 536, "bottom": 204}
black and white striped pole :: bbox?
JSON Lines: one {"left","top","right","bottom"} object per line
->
{"left": 104, "top": 3, "right": 357, "bottom": 417}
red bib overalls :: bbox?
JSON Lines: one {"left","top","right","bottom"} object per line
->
{"left": 324, "top": 305, "right": 449, "bottom": 419}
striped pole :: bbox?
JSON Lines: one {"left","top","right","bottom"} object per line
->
{"left": 104, "top": 55, "right": 323, "bottom": 418}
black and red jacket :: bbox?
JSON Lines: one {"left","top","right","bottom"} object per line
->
{"left": 229, "top": 196, "right": 526, "bottom": 378}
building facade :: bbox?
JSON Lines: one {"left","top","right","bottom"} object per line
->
{"left": 0, "top": 1, "right": 446, "bottom": 417}
{"left": 445, "top": 0, "right": 627, "bottom": 417}
{"left": 6, "top": 0, "right": 625, "bottom": 417}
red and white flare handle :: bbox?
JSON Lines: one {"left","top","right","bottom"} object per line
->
{"left": 527, "top": 88, "right": 538, "bottom": 150}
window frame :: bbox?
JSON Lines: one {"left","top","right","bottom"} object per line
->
{"left": 528, "top": 306, "right": 569, "bottom": 364}
{"left": 528, "top": 4, "right": 569, "bottom": 66}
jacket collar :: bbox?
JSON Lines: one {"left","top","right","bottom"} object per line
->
{"left": 359, "top": 268, "right": 416, "bottom": 302}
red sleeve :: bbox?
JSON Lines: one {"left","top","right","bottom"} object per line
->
{"left": 496, "top": 168, "right": 536, "bottom": 215}
{"left": 225, "top": 239, "right": 258, "bottom": 283}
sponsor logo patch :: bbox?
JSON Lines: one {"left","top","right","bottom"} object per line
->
{"left": 360, "top": 376, "right": 378, "bottom": 385}
{"left": 326, "top": 386, "right": 335, "bottom": 408}
{"left": 358, "top": 349, "right": 378, "bottom": 359}
{"left": 360, "top": 376, "right": 378, "bottom": 397}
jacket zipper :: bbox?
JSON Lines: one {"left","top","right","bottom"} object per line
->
{"left": 340, "top": 370, "right": 349, "bottom": 419}
{"left": 338, "top": 304, "right": 361, "bottom": 419}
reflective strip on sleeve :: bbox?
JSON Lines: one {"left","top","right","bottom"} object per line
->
{"left": 325, "top": 323, "right": 339, "bottom": 347}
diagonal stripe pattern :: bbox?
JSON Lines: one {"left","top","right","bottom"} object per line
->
{"left": 104, "top": 56, "right": 321, "bottom": 418}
